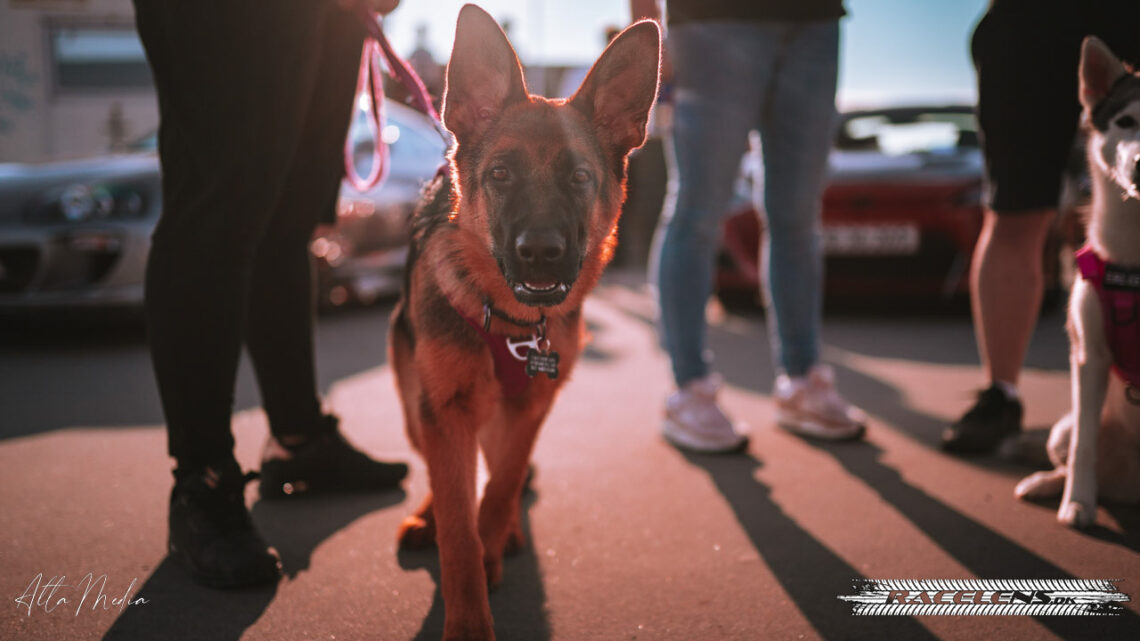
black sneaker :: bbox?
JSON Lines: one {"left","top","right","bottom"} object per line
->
{"left": 259, "top": 416, "right": 408, "bottom": 500}
{"left": 941, "top": 385, "right": 1023, "bottom": 455}
{"left": 168, "top": 460, "right": 281, "bottom": 588}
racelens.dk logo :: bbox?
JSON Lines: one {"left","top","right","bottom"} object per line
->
{"left": 838, "top": 579, "right": 1130, "bottom": 616}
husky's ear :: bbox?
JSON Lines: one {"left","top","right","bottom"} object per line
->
{"left": 570, "top": 20, "right": 661, "bottom": 153}
{"left": 1079, "top": 36, "right": 1127, "bottom": 113}
{"left": 442, "top": 4, "right": 528, "bottom": 144}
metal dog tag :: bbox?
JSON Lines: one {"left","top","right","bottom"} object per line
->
{"left": 526, "top": 349, "right": 559, "bottom": 379}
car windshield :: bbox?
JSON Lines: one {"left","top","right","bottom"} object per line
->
{"left": 837, "top": 108, "right": 977, "bottom": 156}
{"left": 127, "top": 131, "right": 157, "bottom": 152}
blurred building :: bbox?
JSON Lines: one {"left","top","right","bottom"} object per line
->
{"left": 0, "top": 0, "right": 157, "bottom": 162}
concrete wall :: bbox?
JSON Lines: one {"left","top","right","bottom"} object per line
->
{"left": 0, "top": 0, "right": 157, "bottom": 163}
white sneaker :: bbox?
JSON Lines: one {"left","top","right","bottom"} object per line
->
{"left": 774, "top": 364, "right": 866, "bottom": 440}
{"left": 662, "top": 373, "right": 749, "bottom": 453}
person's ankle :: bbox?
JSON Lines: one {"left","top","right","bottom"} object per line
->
{"left": 174, "top": 457, "right": 240, "bottom": 483}
{"left": 263, "top": 414, "right": 340, "bottom": 461}
{"left": 262, "top": 435, "right": 297, "bottom": 462}
{"left": 991, "top": 380, "right": 1019, "bottom": 401}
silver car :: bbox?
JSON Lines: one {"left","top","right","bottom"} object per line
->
{"left": 0, "top": 100, "right": 445, "bottom": 313}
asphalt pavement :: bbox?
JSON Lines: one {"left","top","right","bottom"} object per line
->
{"left": 2, "top": 271, "right": 1138, "bottom": 641}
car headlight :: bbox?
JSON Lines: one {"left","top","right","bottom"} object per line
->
{"left": 31, "top": 181, "right": 150, "bottom": 224}
{"left": 60, "top": 184, "right": 114, "bottom": 221}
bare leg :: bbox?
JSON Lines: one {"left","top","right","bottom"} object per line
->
{"left": 969, "top": 208, "right": 1055, "bottom": 386}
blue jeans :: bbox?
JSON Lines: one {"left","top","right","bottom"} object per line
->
{"left": 651, "top": 20, "right": 839, "bottom": 386}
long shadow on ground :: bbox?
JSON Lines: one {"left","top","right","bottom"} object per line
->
{"left": 0, "top": 304, "right": 394, "bottom": 440}
{"left": 101, "top": 488, "right": 404, "bottom": 641}
{"left": 680, "top": 451, "right": 939, "bottom": 641}
{"left": 806, "top": 438, "right": 1140, "bottom": 640}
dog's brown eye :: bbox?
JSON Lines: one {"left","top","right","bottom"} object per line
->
{"left": 571, "top": 168, "right": 591, "bottom": 184}
{"left": 1115, "top": 115, "right": 1137, "bottom": 129}
{"left": 490, "top": 166, "right": 510, "bottom": 181}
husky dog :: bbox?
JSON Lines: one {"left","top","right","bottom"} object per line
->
{"left": 1015, "top": 36, "right": 1140, "bottom": 528}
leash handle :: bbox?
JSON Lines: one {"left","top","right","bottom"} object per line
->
{"left": 351, "top": 4, "right": 450, "bottom": 142}
{"left": 344, "top": 5, "right": 450, "bottom": 192}
{"left": 343, "top": 38, "right": 390, "bottom": 192}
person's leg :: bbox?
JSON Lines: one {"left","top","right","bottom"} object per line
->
{"left": 648, "top": 22, "right": 768, "bottom": 453}
{"left": 135, "top": 0, "right": 328, "bottom": 587}
{"left": 756, "top": 21, "right": 837, "bottom": 378}
{"left": 651, "top": 22, "right": 765, "bottom": 387}
{"left": 249, "top": 6, "right": 407, "bottom": 496}
{"left": 137, "top": 0, "right": 326, "bottom": 470}
{"left": 756, "top": 20, "right": 865, "bottom": 440}
{"left": 970, "top": 208, "right": 1056, "bottom": 388}
{"left": 943, "top": 4, "right": 1080, "bottom": 453}
{"left": 245, "top": 5, "right": 365, "bottom": 441}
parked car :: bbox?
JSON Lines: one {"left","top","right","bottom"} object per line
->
{"left": 0, "top": 150, "right": 159, "bottom": 311}
{"left": 313, "top": 100, "right": 447, "bottom": 309}
{"left": 0, "top": 100, "right": 445, "bottom": 314}
{"left": 716, "top": 105, "right": 1068, "bottom": 308}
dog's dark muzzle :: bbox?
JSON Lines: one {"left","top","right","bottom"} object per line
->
{"left": 505, "top": 227, "right": 579, "bottom": 306}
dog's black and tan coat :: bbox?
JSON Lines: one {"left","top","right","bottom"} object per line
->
{"left": 388, "top": 5, "right": 660, "bottom": 639}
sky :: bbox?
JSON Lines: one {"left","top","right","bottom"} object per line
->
{"left": 381, "top": 0, "right": 989, "bottom": 109}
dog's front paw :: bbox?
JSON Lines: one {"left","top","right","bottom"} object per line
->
{"left": 1015, "top": 470, "right": 1066, "bottom": 500}
{"left": 397, "top": 514, "right": 437, "bottom": 549}
{"left": 1058, "top": 500, "right": 1096, "bottom": 529}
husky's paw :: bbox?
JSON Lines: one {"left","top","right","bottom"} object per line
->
{"left": 1015, "top": 469, "right": 1066, "bottom": 500}
{"left": 397, "top": 514, "right": 437, "bottom": 549}
{"left": 1058, "top": 500, "right": 1096, "bottom": 529}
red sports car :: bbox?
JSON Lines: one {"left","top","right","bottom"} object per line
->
{"left": 716, "top": 105, "right": 1067, "bottom": 308}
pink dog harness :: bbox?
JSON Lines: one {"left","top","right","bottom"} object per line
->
{"left": 454, "top": 302, "right": 560, "bottom": 398}
{"left": 459, "top": 312, "right": 537, "bottom": 398}
{"left": 1076, "top": 245, "right": 1140, "bottom": 390}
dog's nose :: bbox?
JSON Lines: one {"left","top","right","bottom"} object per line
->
{"left": 514, "top": 229, "right": 566, "bottom": 265}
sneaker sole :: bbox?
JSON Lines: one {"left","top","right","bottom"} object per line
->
{"left": 775, "top": 410, "right": 865, "bottom": 441}
{"left": 168, "top": 538, "right": 280, "bottom": 589}
{"left": 662, "top": 418, "right": 749, "bottom": 454}
{"left": 940, "top": 430, "right": 1021, "bottom": 456}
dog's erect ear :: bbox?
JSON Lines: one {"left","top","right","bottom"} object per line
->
{"left": 570, "top": 20, "right": 661, "bottom": 153}
{"left": 442, "top": 4, "right": 528, "bottom": 144}
{"left": 1079, "top": 36, "right": 1127, "bottom": 113}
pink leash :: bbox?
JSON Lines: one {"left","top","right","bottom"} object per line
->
{"left": 344, "top": 4, "right": 449, "bottom": 192}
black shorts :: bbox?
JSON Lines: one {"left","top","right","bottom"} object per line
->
{"left": 972, "top": 1, "right": 1140, "bottom": 213}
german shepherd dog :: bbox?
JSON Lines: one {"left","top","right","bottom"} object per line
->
{"left": 389, "top": 5, "right": 660, "bottom": 638}
{"left": 1015, "top": 36, "right": 1140, "bottom": 528}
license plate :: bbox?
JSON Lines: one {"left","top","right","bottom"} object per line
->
{"left": 823, "top": 224, "right": 920, "bottom": 256}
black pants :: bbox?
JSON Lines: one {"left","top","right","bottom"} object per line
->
{"left": 133, "top": 0, "right": 365, "bottom": 467}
